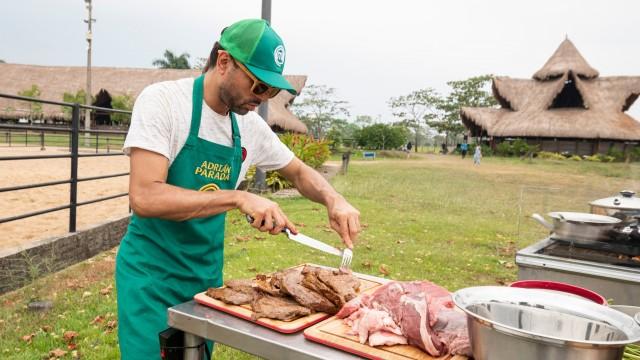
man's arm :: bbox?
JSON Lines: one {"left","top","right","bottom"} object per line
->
{"left": 278, "top": 157, "right": 360, "bottom": 248}
{"left": 128, "top": 148, "right": 296, "bottom": 234}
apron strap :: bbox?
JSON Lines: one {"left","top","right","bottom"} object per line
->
{"left": 188, "top": 75, "right": 205, "bottom": 142}
{"left": 229, "top": 112, "right": 242, "bottom": 185}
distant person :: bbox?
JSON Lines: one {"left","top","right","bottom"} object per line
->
{"left": 405, "top": 141, "right": 412, "bottom": 158}
{"left": 474, "top": 144, "right": 482, "bottom": 165}
{"left": 460, "top": 142, "right": 469, "bottom": 159}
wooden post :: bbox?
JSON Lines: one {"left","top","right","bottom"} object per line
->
{"left": 341, "top": 152, "right": 351, "bottom": 175}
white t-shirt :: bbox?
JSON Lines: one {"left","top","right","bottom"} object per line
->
{"left": 123, "top": 77, "right": 294, "bottom": 188}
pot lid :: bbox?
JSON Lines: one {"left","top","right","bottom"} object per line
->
{"left": 548, "top": 211, "right": 621, "bottom": 224}
{"left": 590, "top": 190, "right": 640, "bottom": 211}
{"left": 453, "top": 286, "right": 640, "bottom": 345}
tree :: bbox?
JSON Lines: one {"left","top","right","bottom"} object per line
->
{"left": 326, "top": 119, "right": 360, "bottom": 149}
{"left": 111, "top": 93, "right": 134, "bottom": 125}
{"left": 389, "top": 88, "right": 441, "bottom": 152}
{"left": 354, "top": 115, "right": 375, "bottom": 127}
{"left": 18, "top": 84, "right": 43, "bottom": 119}
{"left": 429, "top": 74, "right": 497, "bottom": 144}
{"left": 355, "top": 124, "right": 409, "bottom": 150}
{"left": 152, "top": 50, "right": 191, "bottom": 69}
{"left": 290, "top": 84, "right": 349, "bottom": 139}
{"left": 62, "top": 89, "right": 94, "bottom": 119}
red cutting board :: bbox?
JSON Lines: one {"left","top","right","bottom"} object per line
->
{"left": 304, "top": 316, "right": 468, "bottom": 360}
{"left": 194, "top": 264, "right": 384, "bottom": 334}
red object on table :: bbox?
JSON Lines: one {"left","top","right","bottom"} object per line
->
{"left": 510, "top": 280, "right": 607, "bottom": 305}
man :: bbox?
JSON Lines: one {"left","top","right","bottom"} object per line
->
{"left": 460, "top": 142, "right": 468, "bottom": 159}
{"left": 116, "top": 19, "right": 360, "bottom": 359}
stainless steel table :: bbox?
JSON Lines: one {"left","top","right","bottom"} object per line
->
{"left": 167, "top": 267, "right": 389, "bottom": 359}
{"left": 168, "top": 300, "right": 364, "bottom": 359}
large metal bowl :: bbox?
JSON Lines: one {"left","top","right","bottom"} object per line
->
{"left": 453, "top": 286, "right": 640, "bottom": 360}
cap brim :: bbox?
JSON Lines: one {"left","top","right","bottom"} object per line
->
{"left": 244, "top": 63, "right": 297, "bottom": 95}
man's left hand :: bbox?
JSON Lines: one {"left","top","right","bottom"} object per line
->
{"left": 327, "top": 196, "right": 360, "bottom": 249}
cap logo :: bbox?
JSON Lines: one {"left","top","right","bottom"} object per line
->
{"left": 274, "top": 45, "right": 285, "bottom": 67}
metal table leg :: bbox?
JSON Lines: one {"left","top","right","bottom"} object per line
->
{"left": 184, "top": 332, "right": 204, "bottom": 360}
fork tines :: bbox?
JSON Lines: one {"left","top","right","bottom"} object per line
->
{"left": 340, "top": 248, "right": 353, "bottom": 270}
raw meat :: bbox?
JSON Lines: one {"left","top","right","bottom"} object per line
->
{"left": 336, "top": 280, "right": 471, "bottom": 357}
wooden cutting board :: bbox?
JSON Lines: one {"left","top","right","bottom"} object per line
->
{"left": 304, "top": 316, "right": 468, "bottom": 360}
{"left": 194, "top": 264, "right": 384, "bottom": 334}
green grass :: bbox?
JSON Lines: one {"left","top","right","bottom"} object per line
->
{"left": 1, "top": 155, "right": 639, "bottom": 359}
{"left": 0, "top": 131, "right": 125, "bottom": 151}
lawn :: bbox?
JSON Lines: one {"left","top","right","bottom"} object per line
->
{"left": 1, "top": 154, "right": 638, "bottom": 359}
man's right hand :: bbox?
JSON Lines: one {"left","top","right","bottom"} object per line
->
{"left": 236, "top": 192, "right": 297, "bottom": 235}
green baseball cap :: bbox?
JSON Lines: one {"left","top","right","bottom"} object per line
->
{"left": 220, "top": 19, "right": 296, "bottom": 95}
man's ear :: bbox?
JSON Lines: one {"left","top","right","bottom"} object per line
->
{"left": 216, "top": 51, "right": 233, "bottom": 75}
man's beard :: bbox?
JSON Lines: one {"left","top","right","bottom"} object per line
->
{"left": 219, "top": 83, "right": 258, "bottom": 115}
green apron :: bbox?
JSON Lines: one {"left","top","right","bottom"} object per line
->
{"left": 116, "top": 75, "right": 242, "bottom": 359}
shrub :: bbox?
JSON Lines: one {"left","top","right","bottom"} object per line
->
{"left": 512, "top": 139, "right": 532, "bottom": 157}
{"left": 606, "top": 148, "right": 625, "bottom": 162}
{"left": 495, "top": 139, "right": 538, "bottom": 157}
{"left": 583, "top": 154, "right": 601, "bottom": 162}
{"left": 585, "top": 153, "right": 615, "bottom": 163}
{"left": 279, "top": 133, "right": 331, "bottom": 169}
{"left": 631, "top": 146, "right": 640, "bottom": 162}
{"left": 245, "top": 133, "right": 331, "bottom": 191}
{"left": 480, "top": 143, "right": 493, "bottom": 157}
{"left": 569, "top": 155, "right": 582, "bottom": 161}
{"left": 538, "top": 151, "right": 566, "bottom": 160}
{"left": 495, "top": 142, "right": 512, "bottom": 156}
{"left": 601, "top": 155, "right": 616, "bottom": 163}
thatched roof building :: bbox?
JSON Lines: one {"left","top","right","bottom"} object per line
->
{"left": 461, "top": 39, "right": 640, "bottom": 155}
{"left": 0, "top": 63, "right": 307, "bottom": 133}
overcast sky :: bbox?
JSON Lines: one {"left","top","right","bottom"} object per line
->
{"left": 2, "top": 0, "right": 639, "bottom": 120}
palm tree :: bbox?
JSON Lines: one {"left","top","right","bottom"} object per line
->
{"left": 152, "top": 50, "right": 191, "bottom": 69}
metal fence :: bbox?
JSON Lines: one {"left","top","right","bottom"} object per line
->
{"left": 0, "top": 93, "right": 131, "bottom": 232}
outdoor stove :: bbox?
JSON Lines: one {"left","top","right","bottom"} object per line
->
{"left": 516, "top": 221, "right": 640, "bottom": 306}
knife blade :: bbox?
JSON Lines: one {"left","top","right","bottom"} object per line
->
{"left": 283, "top": 229, "right": 343, "bottom": 257}
{"left": 246, "top": 214, "right": 342, "bottom": 257}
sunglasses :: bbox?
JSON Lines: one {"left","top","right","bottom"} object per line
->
{"left": 233, "top": 60, "right": 281, "bottom": 99}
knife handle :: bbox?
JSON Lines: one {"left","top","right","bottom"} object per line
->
{"left": 245, "top": 214, "right": 287, "bottom": 233}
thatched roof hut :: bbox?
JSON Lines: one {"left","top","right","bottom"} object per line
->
{"left": 461, "top": 39, "right": 640, "bottom": 155}
{"left": 0, "top": 63, "right": 307, "bottom": 133}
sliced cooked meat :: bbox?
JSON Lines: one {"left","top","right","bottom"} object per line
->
{"left": 251, "top": 293, "right": 312, "bottom": 321}
{"left": 254, "top": 273, "right": 285, "bottom": 296}
{"left": 313, "top": 266, "right": 360, "bottom": 306}
{"left": 280, "top": 267, "right": 337, "bottom": 314}
{"left": 224, "top": 279, "right": 254, "bottom": 289}
{"left": 301, "top": 268, "right": 342, "bottom": 306}
{"left": 206, "top": 286, "right": 256, "bottom": 305}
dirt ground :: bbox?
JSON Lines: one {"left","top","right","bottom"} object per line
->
{"left": 0, "top": 148, "right": 341, "bottom": 253}
{"left": 0, "top": 146, "right": 130, "bottom": 252}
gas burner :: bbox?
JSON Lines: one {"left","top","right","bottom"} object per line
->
{"left": 610, "top": 225, "right": 640, "bottom": 242}
{"left": 542, "top": 240, "right": 640, "bottom": 267}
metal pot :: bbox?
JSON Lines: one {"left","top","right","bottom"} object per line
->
{"left": 610, "top": 305, "right": 640, "bottom": 325}
{"left": 453, "top": 286, "right": 640, "bottom": 360}
{"left": 590, "top": 190, "right": 640, "bottom": 223}
{"left": 531, "top": 211, "right": 621, "bottom": 244}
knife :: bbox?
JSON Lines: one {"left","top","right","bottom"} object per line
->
{"left": 245, "top": 215, "right": 342, "bottom": 257}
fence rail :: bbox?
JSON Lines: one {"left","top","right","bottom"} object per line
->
{"left": 0, "top": 93, "right": 131, "bottom": 232}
